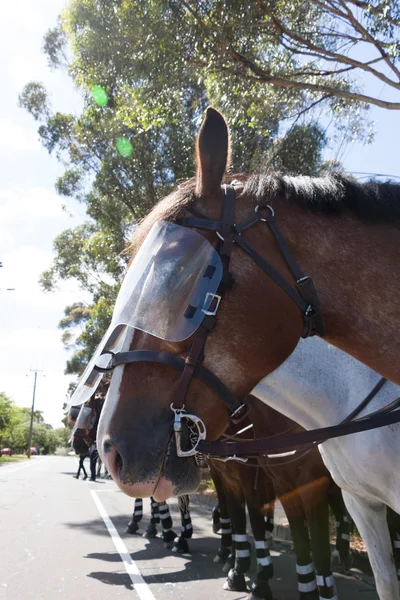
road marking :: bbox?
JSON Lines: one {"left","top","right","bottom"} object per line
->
{"left": 91, "top": 490, "right": 156, "bottom": 600}
{"left": 2, "top": 461, "right": 39, "bottom": 474}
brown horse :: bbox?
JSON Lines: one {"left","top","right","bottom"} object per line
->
{"left": 72, "top": 379, "right": 109, "bottom": 455}
{"left": 96, "top": 106, "right": 400, "bottom": 500}
{"left": 209, "top": 396, "right": 351, "bottom": 600}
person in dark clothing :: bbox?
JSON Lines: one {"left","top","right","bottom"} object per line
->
{"left": 74, "top": 454, "right": 88, "bottom": 480}
{"left": 89, "top": 441, "right": 98, "bottom": 482}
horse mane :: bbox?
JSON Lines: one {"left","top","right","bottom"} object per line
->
{"left": 243, "top": 172, "right": 400, "bottom": 222}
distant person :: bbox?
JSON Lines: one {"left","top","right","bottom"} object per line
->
{"left": 74, "top": 454, "right": 88, "bottom": 480}
{"left": 89, "top": 440, "right": 98, "bottom": 482}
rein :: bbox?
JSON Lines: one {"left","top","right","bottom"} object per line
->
{"left": 198, "top": 397, "right": 400, "bottom": 458}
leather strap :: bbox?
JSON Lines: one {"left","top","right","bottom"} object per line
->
{"left": 342, "top": 377, "right": 387, "bottom": 423}
{"left": 96, "top": 350, "right": 244, "bottom": 416}
{"left": 172, "top": 186, "right": 237, "bottom": 411}
{"left": 233, "top": 234, "right": 309, "bottom": 313}
{"left": 197, "top": 402, "right": 400, "bottom": 457}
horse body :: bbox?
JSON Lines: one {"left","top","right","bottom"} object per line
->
{"left": 253, "top": 336, "right": 400, "bottom": 599}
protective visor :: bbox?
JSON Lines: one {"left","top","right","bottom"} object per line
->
{"left": 75, "top": 405, "right": 94, "bottom": 430}
{"left": 68, "top": 220, "right": 222, "bottom": 407}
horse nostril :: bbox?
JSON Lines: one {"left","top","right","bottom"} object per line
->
{"left": 114, "top": 450, "right": 123, "bottom": 475}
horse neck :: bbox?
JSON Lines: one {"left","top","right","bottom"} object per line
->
{"left": 275, "top": 204, "right": 400, "bottom": 384}
{"left": 252, "top": 338, "right": 397, "bottom": 430}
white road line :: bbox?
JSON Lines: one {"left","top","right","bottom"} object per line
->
{"left": 91, "top": 490, "right": 156, "bottom": 600}
{"left": 1, "top": 461, "right": 40, "bottom": 474}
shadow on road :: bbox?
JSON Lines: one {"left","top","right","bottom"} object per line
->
{"left": 88, "top": 571, "right": 133, "bottom": 590}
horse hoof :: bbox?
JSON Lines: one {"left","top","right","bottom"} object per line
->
{"left": 214, "top": 547, "right": 231, "bottom": 564}
{"left": 171, "top": 538, "right": 190, "bottom": 553}
{"left": 143, "top": 525, "right": 157, "bottom": 539}
{"left": 249, "top": 579, "right": 274, "bottom": 600}
{"left": 125, "top": 521, "right": 139, "bottom": 535}
{"left": 222, "top": 561, "right": 232, "bottom": 573}
{"left": 223, "top": 571, "right": 248, "bottom": 593}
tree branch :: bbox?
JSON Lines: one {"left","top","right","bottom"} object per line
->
{"left": 346, "top": 0, "right": 400, "bottom": 29}
{"left": 255, "top": 0, "right": 400, "bottom": 89}
{"left": 336, "top": 0, "right": 400, "bottom": 81}
{"left": 227, "top": 46, "right": 400, "bottom": 109}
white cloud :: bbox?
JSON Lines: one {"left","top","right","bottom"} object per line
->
{"left": 8, "top": 54, "right": 50, "bottom": 89}
{"left": 0, "top": 327, "right": 61, "bottom": 351}
{"left": 0, "top": 119, "right": 41, "bottom": 153}
{"left": 1, "top": 244, "right": 89, "bottom": 310}
{"left": 0, "top": 186, "right": 66, "bottom": 221}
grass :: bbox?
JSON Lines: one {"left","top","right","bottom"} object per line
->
{"left": 0, "top": 454, "right": 29, "bottom": 465}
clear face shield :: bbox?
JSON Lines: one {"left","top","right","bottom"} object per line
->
{"left": 75, "top": 405, "right": 94, "bottom": 431}
{"left": 68, "top": 221, "right": 222, "bottom": 407}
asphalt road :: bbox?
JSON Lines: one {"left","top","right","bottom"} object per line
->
{"left": 0, "top": 456, "right": 379, "bottom": 600}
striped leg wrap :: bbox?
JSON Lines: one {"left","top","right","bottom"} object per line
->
{"left": 296, "top": 562, "right": 318, "bottom": 598}
{"left": 158, "top": 502, "right": 176, "bottom": 544}
{"left": 254, "top": 540, "right": 273, "bottom": 579}
{"left": 220, "top": 518, "right": 232, "bottom": 547}
{"left": 232, "top": 533, "right": 251, "bottom": 573}
{"left": 180, "top": 511, "right": 193, "bottom": 539}
{"left": 212, "top": 504, "right": 221, "bottom": 527}
{"left": 150, "top": 497, "right": 160, "bottom": 524}
{"left": 335, "top": 515, "right": 352, "bottom": 568}
{"left": 133, "top": 498, "right": 143, "bottom": 522}
{"left": 316, "top": 573, "right": 337, "bottom": 599}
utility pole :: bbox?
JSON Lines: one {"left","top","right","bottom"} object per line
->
{"left": 26, "top": 369, "right": 44, "bottom": 458}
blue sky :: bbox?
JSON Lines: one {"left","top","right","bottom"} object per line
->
{"left": 1, "top": 0, "right": 399, "bottom": 428}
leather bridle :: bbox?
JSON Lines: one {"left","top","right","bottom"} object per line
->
{"left": 97, "top": 183, "right": 327, "bottom": 455}
{"left": 97, "top": 183, "right": 400, "bottom": 460}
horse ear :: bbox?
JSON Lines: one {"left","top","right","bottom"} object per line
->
{"left": 195, "top": 107, "right": 230, "bottom": 197}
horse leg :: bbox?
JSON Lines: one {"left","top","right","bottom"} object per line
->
{"left": 171, "top": 495, "right": 192, "bottom": 553}
{"left": 387, "top": 507, "right": 400, "bottom": 580}
{"left": 342, "top": 491, "right": 399, "bottom": 600}
{"left": 328, "top": 484, "right": 352, "bottom": 571}
{"left": 142, "top": 497, "right": 160, "bottom": 538}
{"left": 210, "top": 465, "right": 233, "bottom": 565}
{"left": 158, "top": 500, "right": 177, "bottom": 548}
{"left": 223, "top": 487, "right": 250, "bottom": 593}
{"left": 281, "top": 496, "right": 318, "bottom": 600}
{"left": 305, "top": 496, "right": 337, "bottom": 600}
{"left": 126, "top": 498, "right": 143, "bottom": 534}
{"left": 245, "top": 470, "right": 274, "bottom": 600}
{"left": 265, "top": 502, "right": 274, "bottom": 548}
{"left": 212, "top": 503, "right": 221, "bottom": 534}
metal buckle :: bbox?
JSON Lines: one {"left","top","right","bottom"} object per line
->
{"left": 202, "top": 292, "right": 221, "bottom": 316}
{"left": 170, "top": 403, "right": 207, "bottom": 458}
{"left": 255, "top": 204, "right": 275, "bottom": 221}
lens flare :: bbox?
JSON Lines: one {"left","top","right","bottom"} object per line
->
{"left": 91, "top": 85, "right": 108, "bottom": 107}
{"left": 116, "top": 137, "right": 133, "bottom": 157}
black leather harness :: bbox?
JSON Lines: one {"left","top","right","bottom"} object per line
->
{"left": 97, "top": 184, "right": 400, "bottom": 460}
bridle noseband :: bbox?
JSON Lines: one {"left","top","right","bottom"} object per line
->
{"left": 97, "top": 183, "right": 325, "bottom": 457}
